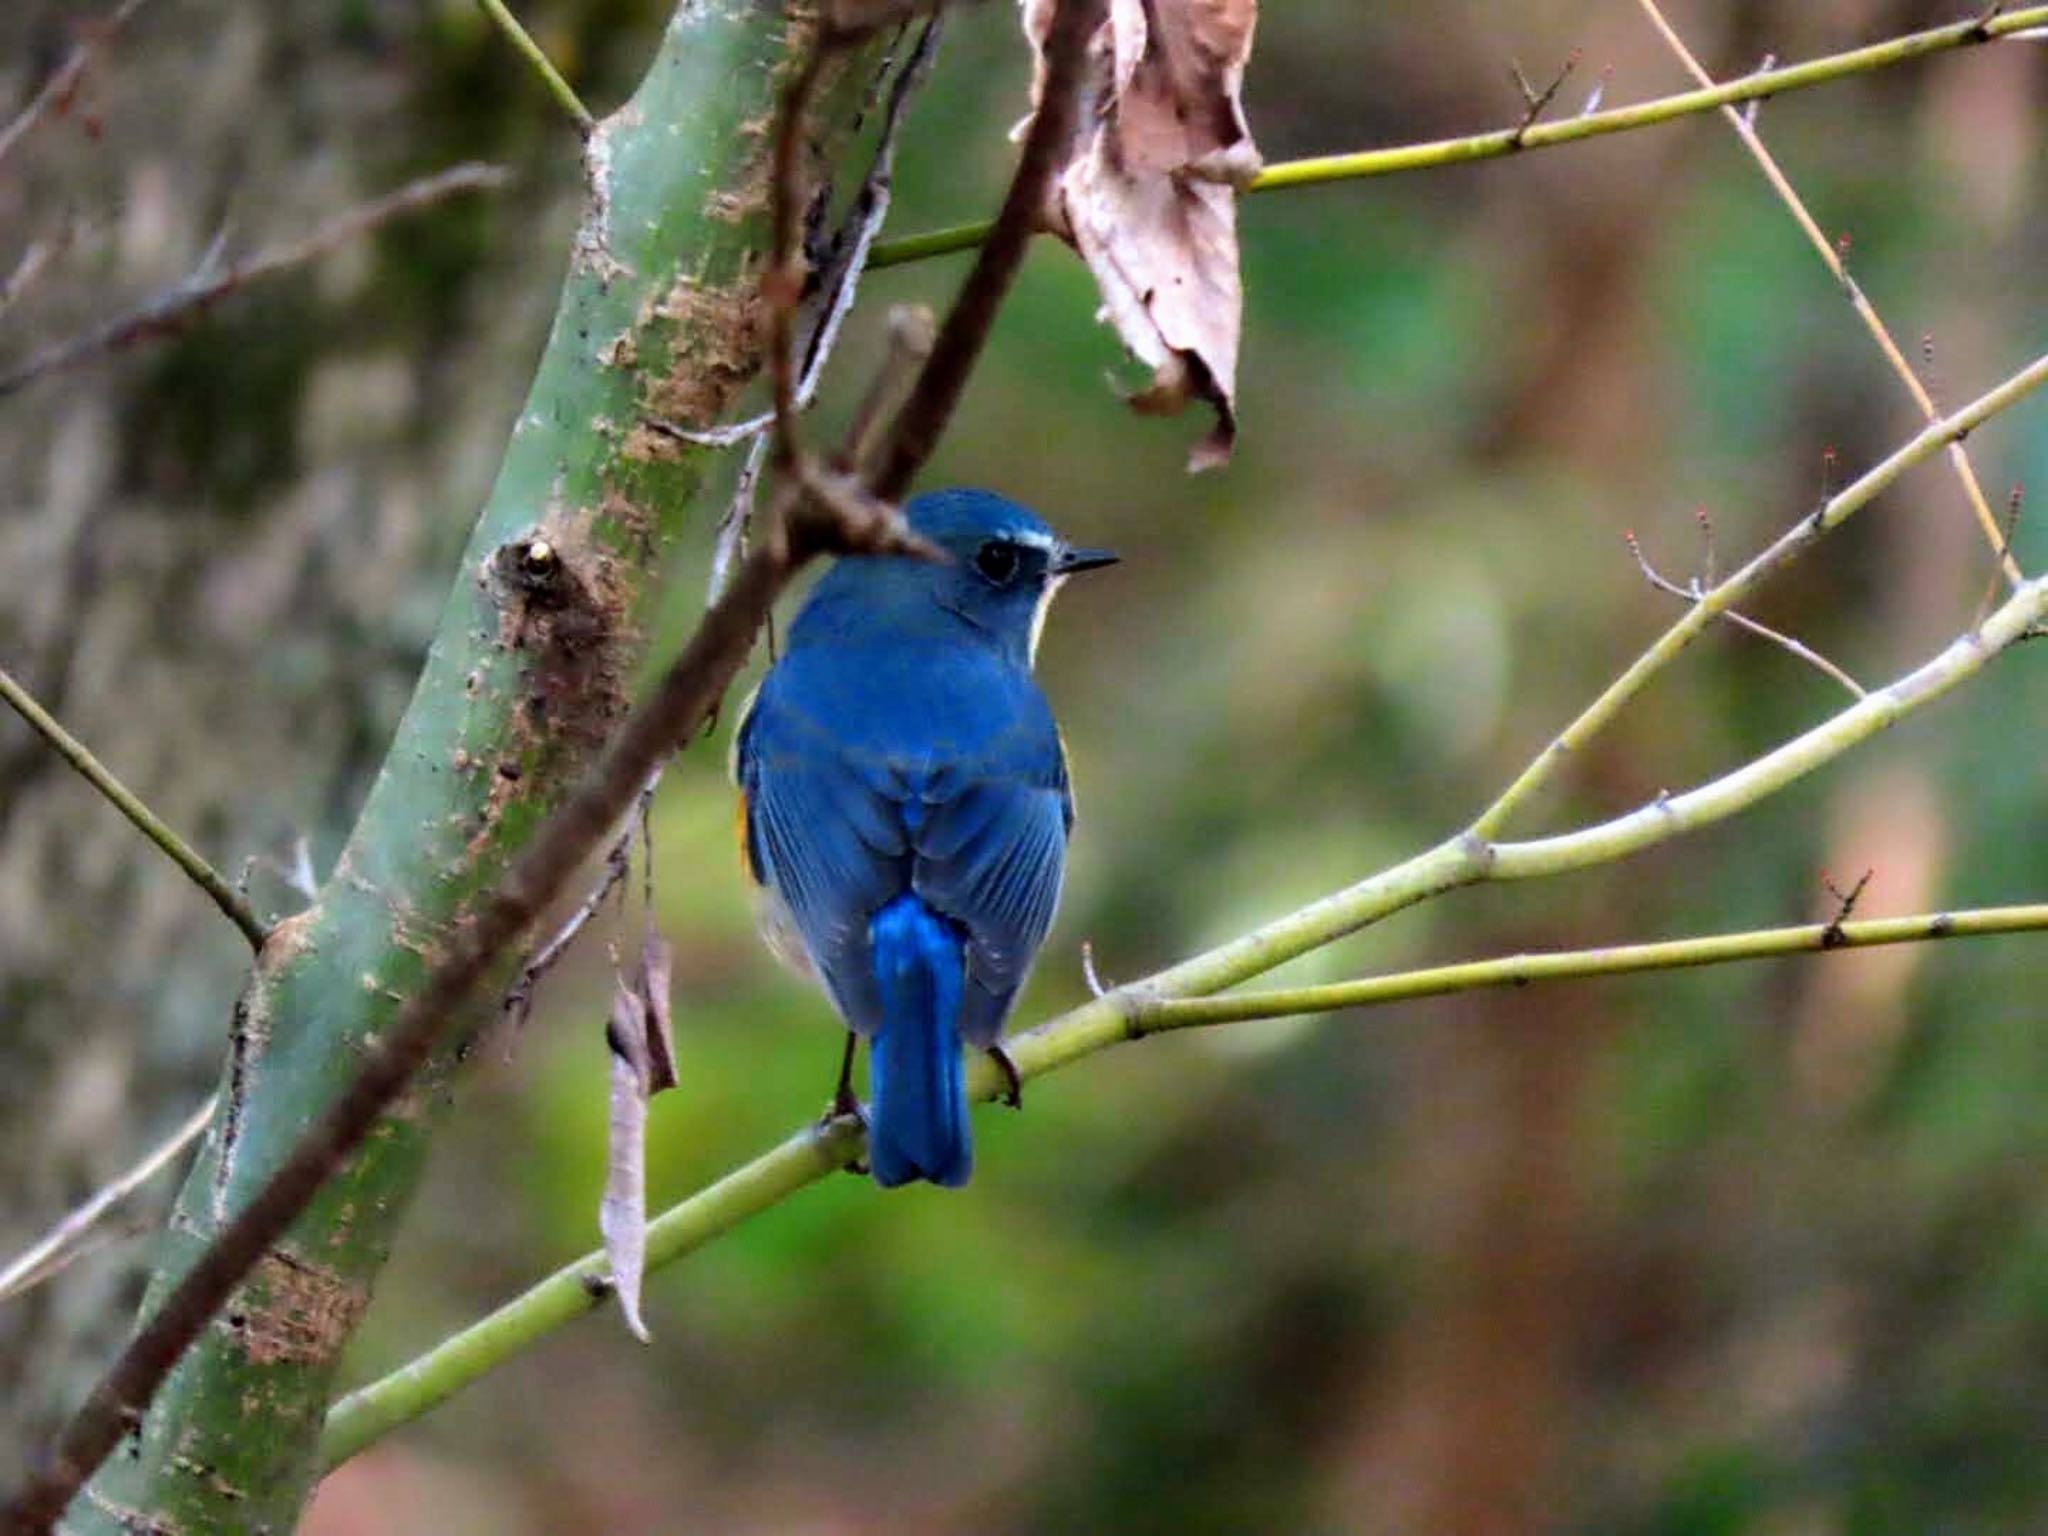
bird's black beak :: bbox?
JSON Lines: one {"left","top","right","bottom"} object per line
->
{"left": 1054, "top": 546, "right": 1120, "bottom": 575}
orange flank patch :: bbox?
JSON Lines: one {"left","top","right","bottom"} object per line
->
{"left": 735, "top": 792, "right": 760, "bottom": 885}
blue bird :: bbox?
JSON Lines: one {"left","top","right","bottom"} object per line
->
{"left": 732, "top": 488, "right": 1116, "bottom": 1187}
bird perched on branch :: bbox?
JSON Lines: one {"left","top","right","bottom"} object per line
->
{"left": 733, "top": 488, "right": 1117, "bottom": 1187}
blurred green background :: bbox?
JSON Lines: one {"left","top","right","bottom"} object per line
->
{"left": 5, "top": 1, "right": 2048, "bottom": 1531}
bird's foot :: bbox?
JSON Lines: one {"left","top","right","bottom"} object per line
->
{"left": 819, "top": 1085, "right": 870, "bottom": 1176}
{"left": 988, "top": 1046, "right": 1023, "bottom": 1110}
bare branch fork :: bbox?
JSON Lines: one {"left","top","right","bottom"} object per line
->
{"left": 1, "top": 0, "right": 1099, "bottom": 1525}
{"left": 316, "top": 343, "right": 2048, "bottom": 1462}
{"left": 1508, "top": 49, "right": 1580, "bottom": 144}
{"left": 1624, "top": 521, "right": 1866, "bottom": 699}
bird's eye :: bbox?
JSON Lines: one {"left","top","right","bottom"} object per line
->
{"left": 973, "top": 539, "right": 1021, "bottom": 586}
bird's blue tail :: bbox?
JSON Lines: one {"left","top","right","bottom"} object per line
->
{"left": 867, "top": 894, "right": 971, "bottom": 1188}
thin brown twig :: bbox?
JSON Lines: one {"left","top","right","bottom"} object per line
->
{"left": 1973, "top": 482, "right": 2025, "bottom": 625}
{"left": 696, "top": 14, "right": 944, "bottom": 604}
{"left": 0, "top": 162, "right": 510, "bottom": 399}
{"left": 1509, "top": 50, "right": 1580, "bottom": 143}
{"left": 1819, "top": 867, "right": 1873, "bottom": 947}
{"left": 1625, "top": 528, "right": 1867, "bottom": 698}
{"left": 765, "top": 43, "right": 832, "bottom": 471}
{"left": 2, "top": 5, "right": 1088, "bottom": 1520}
{"left": 1632, "top": 0, "right": 2024, "bottom": 589}
{"left": 0, "top": 0, "right": 152, "bottom": 174}
{"left": 870, "top": 0, "right": 1105, "bottom": 500}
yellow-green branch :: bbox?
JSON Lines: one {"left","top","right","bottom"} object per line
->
{"left": 865, "top": 5, "right": 2048, "bottom": 270}
{"left": 324, "top": 888, "right": 2048, "bottom": 1468}
{"left": 1469, "top": 346, "right": 2048, "bottom": 838}
{"left": 1134, "top": 903, "right": 2048, "bottom": 1028}
{"left": 0, "top": 663, "right": 266, "bottom": 949}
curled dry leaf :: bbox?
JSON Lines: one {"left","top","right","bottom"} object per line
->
{"left": 1020, "top": 0, "right": 1260, "bottom": 470}
{"left": 602, "top": 980, "right": 654, "bottom": 1343}
{"left": 599, "top": 921, "right": 679, "bottom": 1344}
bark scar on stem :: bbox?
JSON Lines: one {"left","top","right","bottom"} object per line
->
{"left": 229, "top": 1251, "right": 370, "bottom": 1368}
{"left": 210, "top": 912, "right": 316, "bottom": 1218}
{"left": 625, "top": 273, "right": 769, "bottom": 460}
{"left": 475, "top": 519, "right": 634, "bottom": 860}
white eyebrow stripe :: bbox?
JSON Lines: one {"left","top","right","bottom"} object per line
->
{"left": 1005, "top": 528, "right": 1058, "bottom": 553}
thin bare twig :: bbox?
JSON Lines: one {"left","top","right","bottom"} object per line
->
{"left": 3, "top": 5, "right": 1085, "bottom": 1520}
{"left": 0, "top": 162, "right": 510, "bottom": 399}
{"left": 0, "top": 0, "right": 152, "bottom": 174}
{"left": 475, "top": 0, "right": 594, "bottom": 135}
{"left": 1632, "top": 0, "right": 2024, "bottom": 589}
{"left": 0, "top": 233, "right": 71, "bottom": 324}
{"left": 1080, "top": 938, "right": 1112, "bottom": 999}
{"left": 1625, "top": 527, "right": 1867, "bottom": 698}
{"left": 493, "top": 769, "right": 661, "bottom": 1051}
{"left": 0, "top": 662, "right": 266, "bottom": 948}
{"left": 838, "top": 302, "right": 935, "bottom": 478}
{"left": 0, "top": 1097, "right": 217, "bottom": 1306}
{"left": 1819, "top": 867, "right": 1874, "bottom": 947}
{"left": 1508, "top": 50, "right": 1580, "bottom": 143}
{"left": 1973, "top": 482, "right": 2026, "bottom": 625}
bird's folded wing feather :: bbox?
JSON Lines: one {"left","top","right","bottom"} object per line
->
{"left": 736, "top": 653, "right": 1072, "bottom": 1043}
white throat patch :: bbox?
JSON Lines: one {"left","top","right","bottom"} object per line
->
{"left": 1028, "top": 572, "right": 1068, "bottom": 669}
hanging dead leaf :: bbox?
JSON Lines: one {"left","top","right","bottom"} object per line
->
{"left": 637, "top": 919, "right": 678, "bottom": 1093}
{"left": 601, "top": 979, "right": 654, "bottom": 1344}
{"left": 599, "top": 922, "right": 680, "bottom": 1345}
{"left": 1020, "top": 0, "right": 1260, "bottom": 470}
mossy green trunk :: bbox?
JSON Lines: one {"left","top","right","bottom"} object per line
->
{"left": 69, "top": 6, "right": 894, "bottom": 1530}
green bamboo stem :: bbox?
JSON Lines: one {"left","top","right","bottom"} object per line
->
{"left": 474, "top": 0, "right": 595, "bottom": 135}
{"left": 863, "top": 5, "right": 2048, "bottom": 270}
{"left": 0, "top": 663, "right": 266, "bottom": 949}
{"left": 320, "top": 359, "right": 2048, "bottom": 1466}
{"left": 65, "top": 8, "right": 897, "bottom": 1532}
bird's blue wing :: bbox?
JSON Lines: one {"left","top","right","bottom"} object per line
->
{"left": 737, "top": 646, "right": 1073, "bottom": 1047}
{"left": 735, "top": 680, "right": 905, "bottom": 1035}
{"left": 911, "top": 725, "right": 1072, "bottom": 1048}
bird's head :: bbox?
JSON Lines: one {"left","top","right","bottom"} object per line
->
{"left": 896, "top": 488, "right": 1118, "bottom": 667}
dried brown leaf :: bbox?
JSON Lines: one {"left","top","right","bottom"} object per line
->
{"left": 1021, "top": 0, "right": 1260, "bottom": 470}
{"left": 638, "top": 919, "right": 678, "bottom": 1093}
{"left": 601, "top": 979, "right": 653, "bottom": 1343}
{"left": 598, "top": 923, "right": 683, "bottom": 1341}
